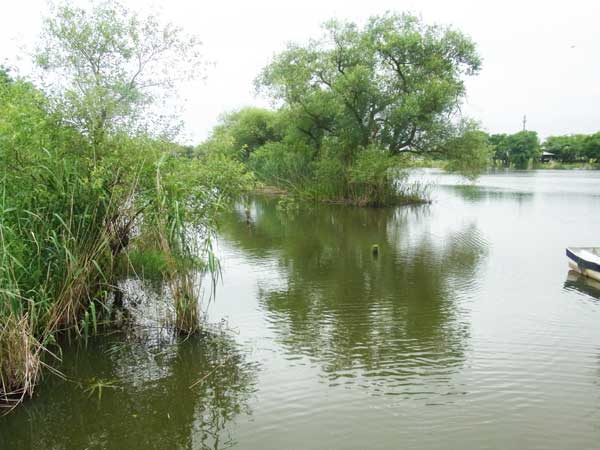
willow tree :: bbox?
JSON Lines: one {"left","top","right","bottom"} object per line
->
{"left": 257, "top": 13, "right": 485, "bottom": 174}
{"left": 35, "top": 0, "right": 203, "bottom": 151}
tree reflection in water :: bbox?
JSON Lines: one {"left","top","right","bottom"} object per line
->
{"left": 0, "top": 323, "right": 258, "bottom": 450}
{"left": 221, "top": 197, "right": 488, "bottom": 397}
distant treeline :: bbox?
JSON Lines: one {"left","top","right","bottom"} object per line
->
{"left": 488, "top": 131, "right": 600, "bottom": 168}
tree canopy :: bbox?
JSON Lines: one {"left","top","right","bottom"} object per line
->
{"left": 257, "top": 13, "right": 481, "bottom": 159}
{"left": 35, "top": 0, "right": 203, "bottom": 149}
{"left": 199, "top": 108, "right": 284, "bottom": 161}
{"left": 542, "top": 133, "right": 600, "bottom": 163}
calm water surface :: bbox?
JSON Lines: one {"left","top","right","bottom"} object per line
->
{"left": 2, "top": 169, "right": 600, "bottom": 449}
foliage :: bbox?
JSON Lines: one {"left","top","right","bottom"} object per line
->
{"left": 345, "top": 146, "right": 403, "bottom": 206}
{"left": 542, "top": 133, "right": 600, "bottom": 163}
{"left": 248, "top": 140, "right": 314, "bottom": 190}
{"left": 506, "top": 131, "right": 540, "bottom": 169}
{"left": 199, "top": 13, "right": 486, "bottom": 205}
{"left": 35, "top": 0, "right": 203, "bottom": 148}
{"left": 488, "top": 133, "right": 510, "bottom": 166}
{"left": 487, "top": 131, "right": 540, "bottom": 169}
{"left": 257, "top": 13, "right": 481, "bottom": 158}
{"left": 583, "top": 132, "right": 600, "bottom": 161}
{"left": 1, "top": 0, "right": 249, "bottom": 409}
{"left": 543, "top": 135, "right": 585, "bottom": 163}
{"left": 488, "top": 131, "right": 600, "bottom": 168}
{"left": 445, "top": 125, "right": 492, "bottom": 179}
{"left": 199, "top": 108, "right": 283, "bottom": 161}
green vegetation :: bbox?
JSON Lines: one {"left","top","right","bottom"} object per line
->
{"left": 542, "top": 133, "right": 600, "bottom": 165}
{"left": 0, "top": 1, "right": 250, "bottom": 410}
{"left": 201, "top": 14, "right": 490, "bottom": 206}
{"left": 489, "top": 131, "right": 540, "bottom": 169}
{"left": 3, "top": 0, "right": 599, "bottom": 416}
{"left": 489, "top": 131, "right": 600, "bottom": 169}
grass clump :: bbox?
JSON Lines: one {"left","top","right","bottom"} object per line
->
{"left": 0, "top": 314, "right": 42, "bottom": 409}
{"left": 0, "top": 69, "right": 250, "bottom": 410}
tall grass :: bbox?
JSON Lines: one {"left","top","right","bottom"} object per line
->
{"left": 0, "top": 314, "right": 41, "bottom": 409}
{"left": 0, "top": 155, "right": 122, "bottom": 409}
{"left": 0, "top": 72, "right": 253, "bottom": 410}
{"left": 0, "top": 142, "right": 244, "bottom": 413}
{"left": 0, "top": 152, "right": 233, "bottom": 409}
{"left": 152, "top": 161, "right": 204, "bottom": 334}
{"left": 248, "top": 143, "right": 431, "bottom": 207}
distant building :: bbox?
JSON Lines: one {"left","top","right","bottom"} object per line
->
{"left": 540, "top": 151, "right": 556, "bottom": 163}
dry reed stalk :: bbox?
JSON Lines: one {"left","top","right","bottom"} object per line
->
{"left": 0, "top": 314, "right": 42, "bottom": 413}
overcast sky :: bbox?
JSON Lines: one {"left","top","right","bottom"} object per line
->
{"left": 1, "top": 0, "right": 599, "bottom": 144}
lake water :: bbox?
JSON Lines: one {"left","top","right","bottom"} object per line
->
{"left": 2, "top": 169, "right": 600, "bottom": 449}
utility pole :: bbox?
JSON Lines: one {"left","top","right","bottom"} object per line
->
{"left": 522, "top": 115, "right": 527, "bottom": 131}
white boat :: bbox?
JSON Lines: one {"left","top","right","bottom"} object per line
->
{"left": 566, "top": 247, "right": 600, "bottom": 282}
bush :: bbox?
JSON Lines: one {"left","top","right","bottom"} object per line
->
{"left": 0, "top": 77, "right": 252, "bottom": 409}
{"left": 445, "top": 128, "right": 492, "bottom": 180}
{"left": 248, "top": 141, "right": 314, "bottom": 190}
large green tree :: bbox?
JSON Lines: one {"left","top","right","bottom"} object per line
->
{"left": 543, "top": 135, "right": 586, "bottom": 163}
{"left": 200, "top": 107, "right": 283, "bottom": 161}
{"left": 257, "top": 13, "right": 481, "bottom": 160}
{"left": 506, "top": 131, "right": 540, "bottom": 169}
{"left": 488, "top": 133, "right": 510, "bottom": 166}
{"left": 35, "top": 0, "right": 203, "bottom": 150}
{"left": 583, "top": 132, "right": 600, "bottom": 161}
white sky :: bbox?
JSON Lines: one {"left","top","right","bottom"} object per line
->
{"left": 1, "top": 0, "right": 599, "bottom": 144}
